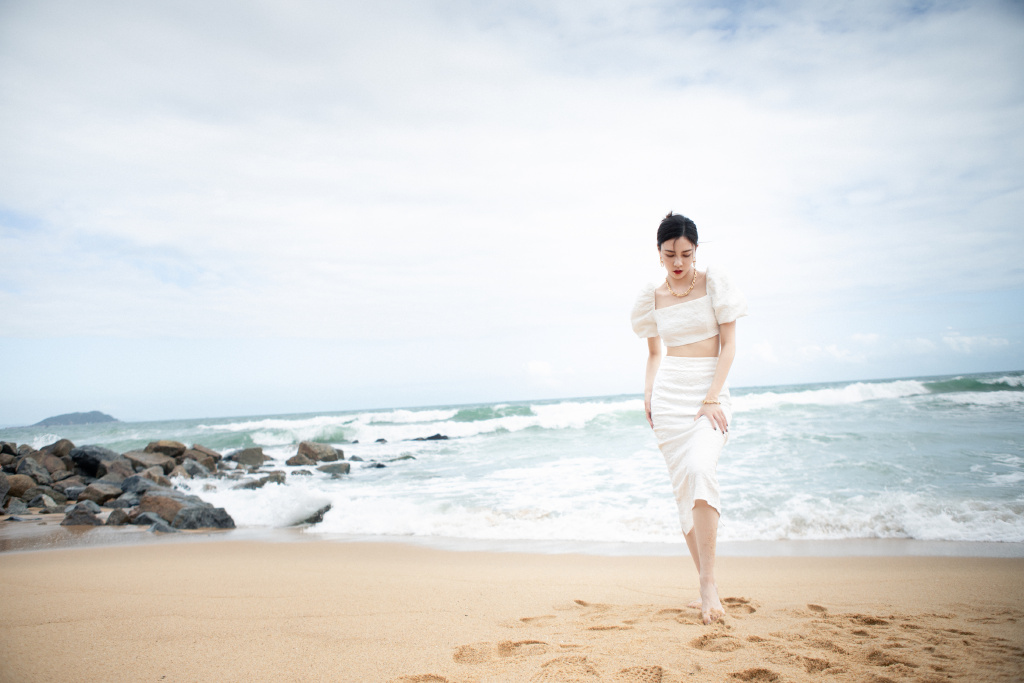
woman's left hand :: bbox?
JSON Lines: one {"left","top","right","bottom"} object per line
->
{"left": 695, "top": 403, "right": 728, "bottom": 433}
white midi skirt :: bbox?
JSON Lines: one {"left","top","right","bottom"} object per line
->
{"left": 651, "top": 356, "right": 731, "bottom": 535}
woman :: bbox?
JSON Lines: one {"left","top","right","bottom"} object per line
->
{"left": 631, "top": 212, "right": 747, "bottom": 625}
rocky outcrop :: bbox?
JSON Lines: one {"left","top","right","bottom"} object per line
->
{"left": 0, "top": 472, "right": 9, "bottom": 503}
{"left": 297, "top": 442, "right": 343, "bottom": 462}
{"left": 295, "top": 504, "right": 332, "bottom": 525}
{"left": 6, "top": 474, "right": 36, "bottom": 499}
{"left": 123, "top": 450, "right": 175, "bottom": 474}
{"left": 181, "top": 459, "right": 210, "bottom": 478}
{"left": 23, "top": 486, "right": 66, "bottom": 505}
{"left": 68, "top": 500, "right": 102, "bottom": 515}
{"left": 232, "top": 471, "right": 286, "bottom": 490}
{"left": 96, "top": 458, "right": 134, "bottom": 480}
{"left": 286, "top": 453, "right": 315, "bottom": 467}
{"left": 16, "top": 457, "right": 52, "bottom": 485}
{"left": 227, "top": 448, "right": 270, "bottom": 468}
{"left": 172, "top": 507, "right": 235, "bottom": 529}
{"left": 41, "top": 438, "right": 75, "bottom": 459}
{"left": 69, "top": 445, "right": 121, "bottom": 478}
{"left": 317, "top": 462, "right": 351, "bottom": 476}
{"left": 413, "top": 433, "right": 449, "bottom": 441}
{"left": 145, "top": 440, "right": 187, "bottom": 458}
{"left": 105, "top": 508, "right": 130, "bottom": 526}
{"left": 78, "top": 482, "right": 124, "bottom": 505}
{"left": 137, "top": 492, "right": 187, "bottom": 524}
{"left": 61, "top": 508, "right": 103, "bottom": 526}
{"left": 190, "top": 444, "right": 222, "bottom": 462}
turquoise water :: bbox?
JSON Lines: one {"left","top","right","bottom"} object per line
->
{"left": 3, "top": 370, "right": 1022, "bottom": 545}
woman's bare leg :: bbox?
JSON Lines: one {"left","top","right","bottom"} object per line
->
{"left": 683, "top": 529, "right": 703, "bottom": 609}
{"left": 692, "top": 500, "right": 724, "bottom": 624}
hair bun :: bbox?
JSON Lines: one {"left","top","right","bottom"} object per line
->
{"left": 664, "top": 211, "right": 674, "bottom": 220}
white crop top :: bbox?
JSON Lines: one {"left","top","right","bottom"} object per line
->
{"left": 630, "top": 266, "right": 748, "bottom": 345}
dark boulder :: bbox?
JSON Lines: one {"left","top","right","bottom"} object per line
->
{"left": 38, "top": 453, "right": 69, "bottom": 475}
{"left": 130, "top": 511, "right": 166, "bottom": 526}
{"left": 123, "top": 450, "right": 175, "bottom": 474}
{"left": 145, "top": 440, "right": 187, "bottom": 458}
{"left": 191, "top": 444, "right": 222, "bottom": 462}
{"left": 68, "top": 500, "right": 103, "bottom": 515}
{"left": 107, "top": 493, "right": 139, "bottom": 508}
{"left": 52, "top": 475, "right": 87, "bottom": 493}
{"left": 96, "top": 458, "right": 135, "bottom": 480}
{"left": 148, "top": 519, "right": 179, "bottom": 533}
{"left": 317, "top": 462, "right": 352, "bottom": 476}
{"left": 169, "top": 465, "right": 190, "bottom": 479}
{"left": 290, "top": 469, "right": 313, "bottom": 476}
{"left": 17, "top": 444, "right": 33, "bottom": 456}
{"left": 295, "top": 504, "right": 332, "bottom": 525}
{"left": 178, "top": 450, "right": 216, "bottom": 470}
{"left": 1, "top": 452, "right": 15, "bottom": 471}
{"left": 388, "top": 455, "right": 416, "bottom": 462}
{"left": 27, "top": 494, "right": 56, "bottom": 509}
{"left": 138, "top": 492, "right": 186, "bottom": 523}
{"left": 348, "top": 455, "right": 364, "bottom": 461}
{"left": 363, "top": 462, "right": 387, "bottom": 469}
{"left": 297, "top": 442, "right": 343, "bottom": 462}
{"left": 6, "top": 474, "right": 37, "bottom": 499}
{"left": 70, "top": 445, "right": 121, "bottom": 477}
{"left": 5, "top": 499, "right": 29, "bottom": 515}
{"left": 121, "top": 474, "right": 164, "bottom": 494}
{"left": 0, "top": 472, "right": 8, "bottom": 503}
{"left": 105, "top": 508, "right": 130, "bottom": 526}
{"left": 62, "top": 486, "right": 87, "bottom": 501}
{"left": 61, "top": 508, "right": 103, "bottom": 526}
{"left": 78, "top": 482, "right": 124, "bottom": 505}
{"left": 96, "top": 472, "right": 126, "bottom": 486}
{"left": 375, "top": 438, "right": 387, "bottom": 444}
{"left": 0, "top": 442, "right": 17, "bottom": 456}
{"left": 226, "top": 447, "right": 269, "bottom": 468}
{"left": 139, "top": 467, "right": 172, "bottom": 487}
{"left": 41, "top": 438, "right": 75, "bottom": 458}
{"left": 16, "top": 457, "right": 52, "bottom": 485}
{"left": 23, "top": 486, "right": 67, "bottom": 505}
{"left": 286, "top": 453, "right": 315, "bottom": 467}
{"left": 172, "top": 507, "right": 235, "bottom": 530}
{"left": 182, "top": 459, "right": 211, "bottom": 478}
{"left": 232, "top": 471, "right": 286, "bottom": 490}
{"left": 51, "top": 469, "right": 75, "bottom": 482}
{"left": 413, "top": 433, "right": 449, "bottom": 441}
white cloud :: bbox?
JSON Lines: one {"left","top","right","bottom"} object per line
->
{"left": 942, "top": 333, "right": 1011, "bottom": 354}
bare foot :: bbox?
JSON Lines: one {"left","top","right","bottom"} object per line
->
{"left": 687, "top": 583, "right": 718, "bottom": 610}
{"left": 700, "top": 581, "right": 725, "bottom": 625}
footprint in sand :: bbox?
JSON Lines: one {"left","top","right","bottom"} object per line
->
{"left": 453, "top": 639, "right": 550, "bottom": 664}
{"left": 807, "top": 603, "right": 828, "bottom": 613}
{"left": 728, "top": 668, "right": 780, "bottom": 682}
{"left": 530, "top": 655, "right": 601, "bottom": 682}
{"left": 389, "top": 676, "right": 451, "bottom": 683}
{"left": 690, "top": 632, "right": 742, "bottom": 652}
{"left": 723, "top": 596, "right": 756, "bottom": 614}
{"left": 612, "top": 665, "right": 664, "bottom": 682}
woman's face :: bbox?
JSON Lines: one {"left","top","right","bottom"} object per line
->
{"left": 659, "top": 237, "right": 697, "bottom": 281}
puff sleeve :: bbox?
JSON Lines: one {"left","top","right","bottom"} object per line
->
{"left": 630, "top": 282, "right": 659, "bottom": 338}
{"left": 706, "top": 266, "right": 748, "bottom": 324}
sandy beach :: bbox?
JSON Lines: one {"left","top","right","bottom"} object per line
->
{"left": 1, "top": 538, "right": 1021, "bottom": 682}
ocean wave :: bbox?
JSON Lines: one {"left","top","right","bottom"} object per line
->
{"left": 733, "top": 380, "right": 929, "bottom": 412}
{"left": 926, "top": 374, "right": 1024, "bottom": 394}
{"left": 725, "top": 492, "right": 1024, "bottom": 543}
{"left": 343, "top": 398, "right": 645, "bottom": 442}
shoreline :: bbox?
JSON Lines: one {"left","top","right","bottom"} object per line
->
{"left": 3, "top": 513, "right": 1024, "bottom": 558}
{"left": 1, "top": 539, "right": 1021, "bottom": 682}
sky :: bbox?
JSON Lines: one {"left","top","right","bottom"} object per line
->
{"left": 1, "top": 0, "right": 1022, "bottom": 425}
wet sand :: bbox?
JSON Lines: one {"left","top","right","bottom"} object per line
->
{"left": 1, "top": 539, "right": 1022, "bottom": 682}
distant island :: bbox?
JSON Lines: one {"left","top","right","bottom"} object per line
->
{"left": 33, "top": 411, "right": 119, "bottom": 427}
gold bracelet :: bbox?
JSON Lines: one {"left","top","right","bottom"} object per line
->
{"left": 701, "top": 399, "right": 721, "bottom": 405}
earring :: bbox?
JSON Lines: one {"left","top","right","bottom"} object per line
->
{"left": 659, "top": 259, "right": 664, "bottom": 266}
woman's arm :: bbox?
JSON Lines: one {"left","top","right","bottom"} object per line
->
{"left": 695, "top": 320, "right": 736, "bottom": 432}
{"left": 644, "top": 336, "right": 662, "bottom": 429}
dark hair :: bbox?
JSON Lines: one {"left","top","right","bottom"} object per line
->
{"left": 657, "top": 212, "right": 698, "bottom": 248}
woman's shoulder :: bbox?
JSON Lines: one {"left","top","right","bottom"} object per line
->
{"left": 703, "top": 265, "right": 747, "bottom": 321}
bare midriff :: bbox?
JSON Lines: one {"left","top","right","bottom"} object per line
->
{"left": 666, "top": 335, "right": 720, "bottom": 358}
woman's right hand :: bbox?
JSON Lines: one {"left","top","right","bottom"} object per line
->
{"left": 645, "top": 395, "right": 654, "bottom": 429}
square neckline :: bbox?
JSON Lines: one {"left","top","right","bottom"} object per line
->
{"left": 654, "top": 293, "right": 710, "bottom": 312}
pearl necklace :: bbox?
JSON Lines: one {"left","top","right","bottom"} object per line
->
{"left": 665, "top": 268, "right": 698, "bottom": 297}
